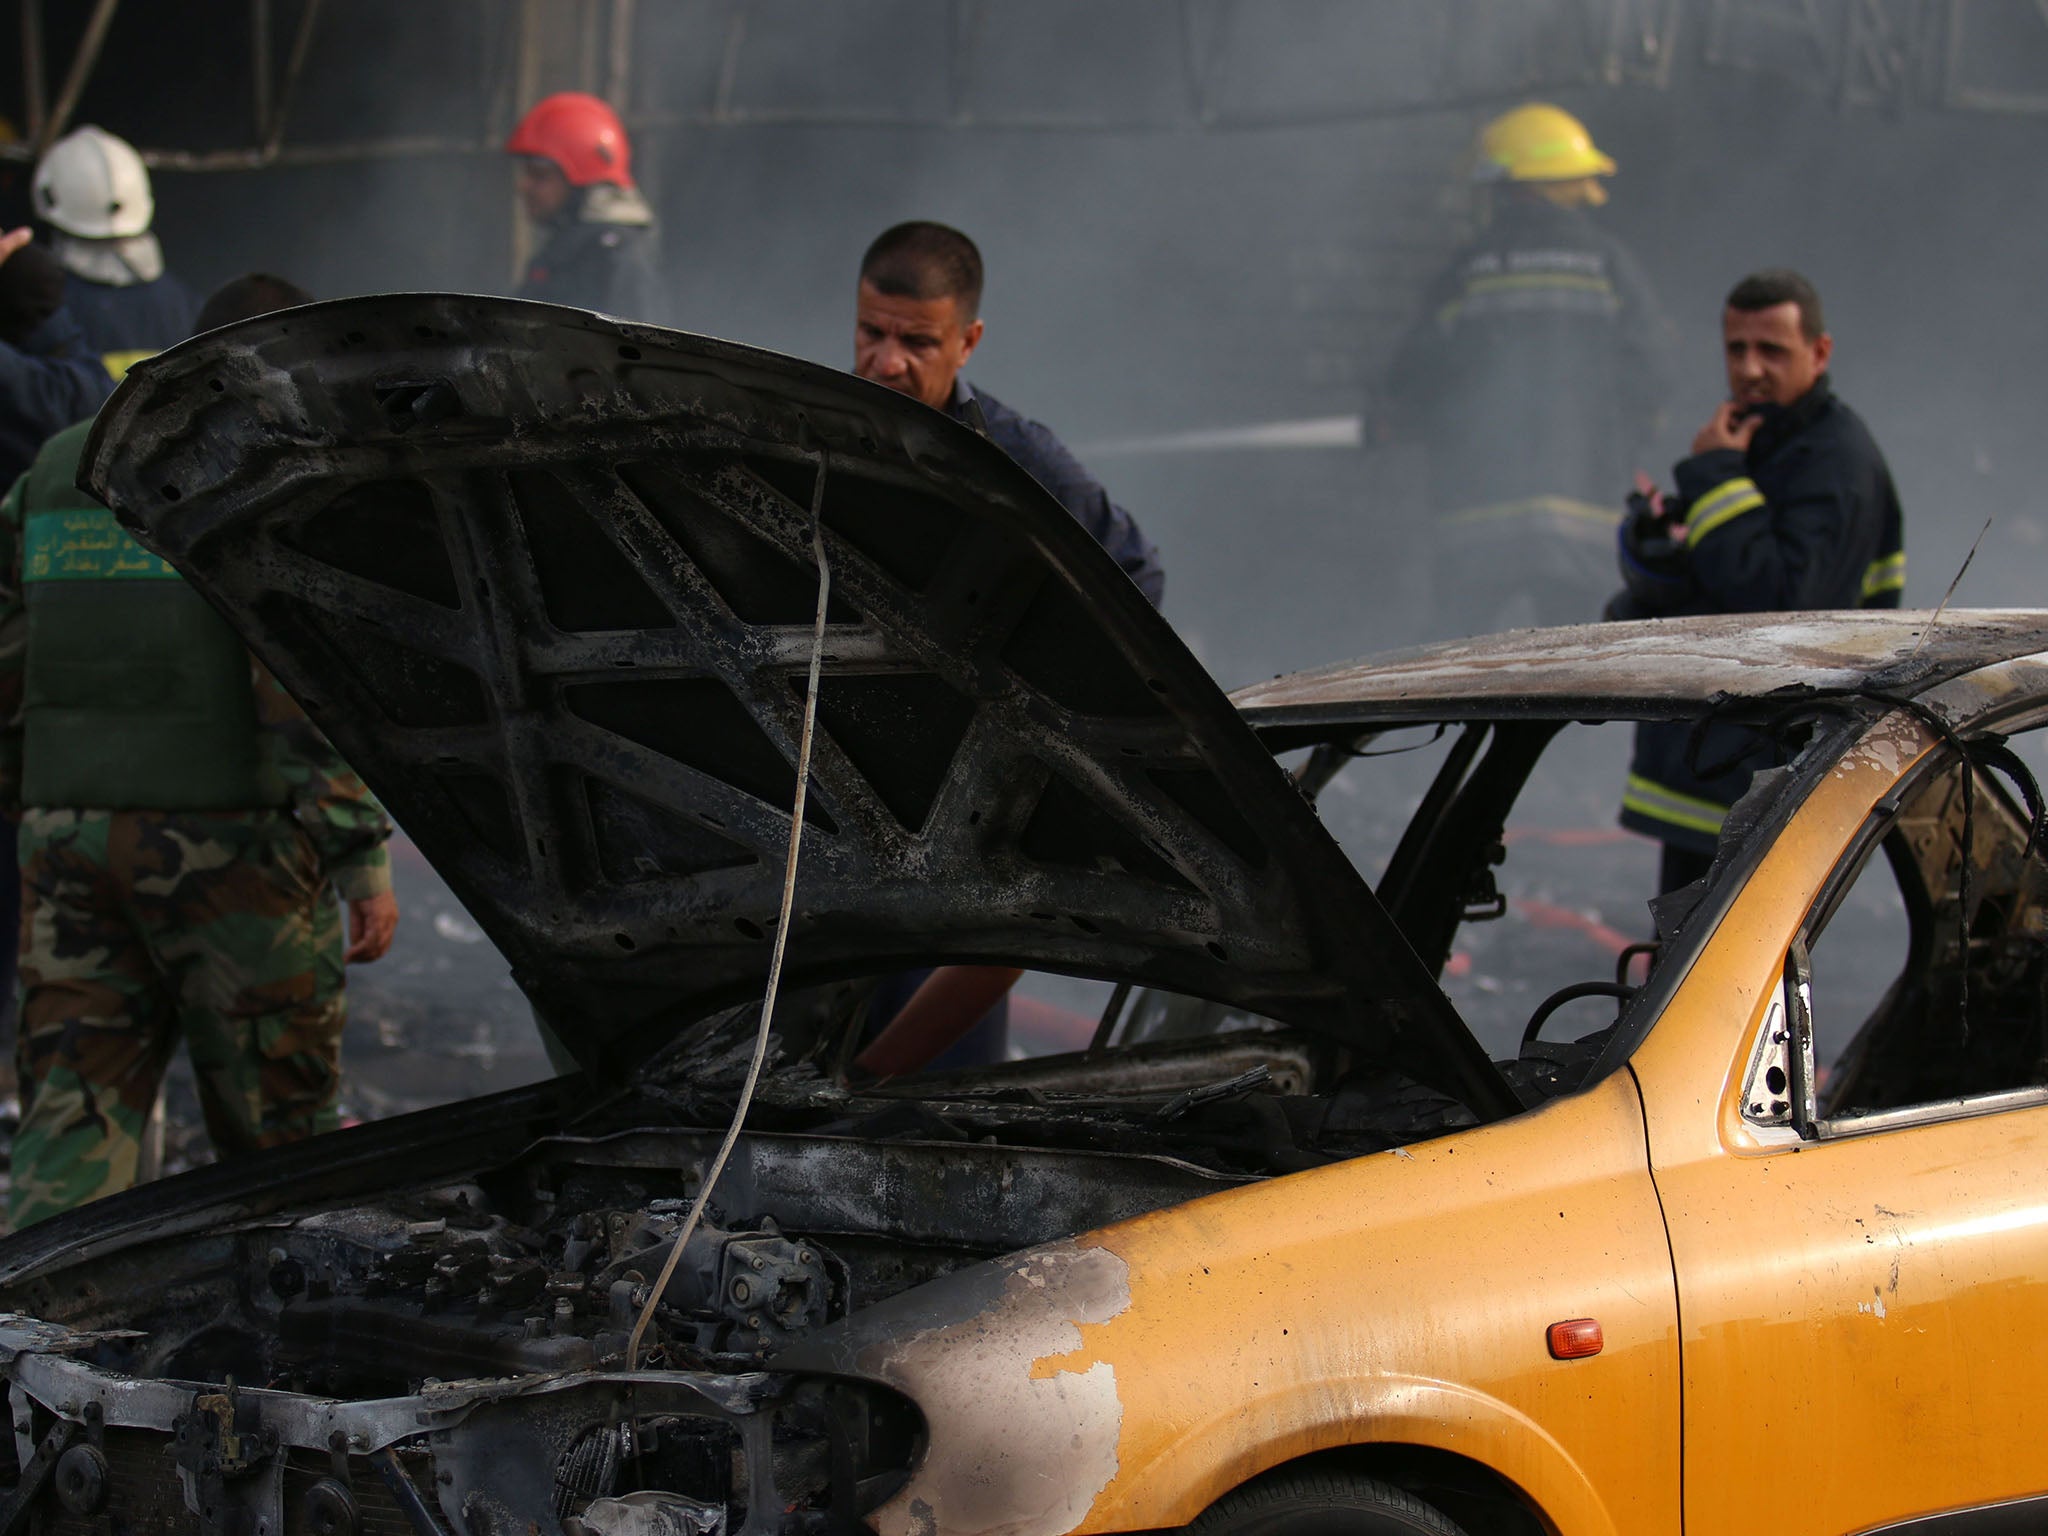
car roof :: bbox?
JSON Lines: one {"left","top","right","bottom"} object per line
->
{"left": 1230, "top": 610, "right": 2048, "bottom": 729}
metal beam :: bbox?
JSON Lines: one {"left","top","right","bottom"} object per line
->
{"left": 606, "top": 0, "right": 636, "bottom": 114}
{"left": 482, "top": 0, "right": 522, "bottom": 141}
{"left": 38, "top": 0, "right": 122, "bottom": 151}
{"left": 947, "top": 0, "right": 975, "bottom": 125}
{"left": 1705, "top": 0, "right": 1832, "bottom": 70}
{"left": 20, "top": 0, "right": 47, "bottom": 147}
{"left": 14, "top": 0, "right": 2048, "bottom": 172}
{"left": 136, "top": 134, "right": 498, "bottom": 174}
{"left": 252, "top": 0, "right": 271, "bottom": 142}
{"left": 1944, "top": 0, "right": 2048, "bottom": 112}
{"left": 511, "top": 0, "right": 545, "bottom": 282}
{"left": 263, "top": 0, "right": 324, "bottom": 157}
{"left": 1839, "top": 0, "right": 1917, "bottom": 110}
{"left": 1603, "top": 0, "right": 1683, "bottom": 87}
{"left": 712, "top": 0, "right": 750, "bottom": 122}
{"left": 576, "top": 0, "right": 601, "bottom": 94}
{"left": 1178, "top": 0, "right": 1230, "bottom": 126}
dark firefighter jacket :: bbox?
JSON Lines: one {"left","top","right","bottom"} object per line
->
{"left": 1619, "top": 373, "right": 1905, "bottom": 855}
{"left": 62, "top": 270, "right": 198, "bottom": 374}
{"left": 517, "top": 188, "right": 657, "bottom": 321}
{"left": 1390, "top": 196, "right": 1671, "bottom": 530}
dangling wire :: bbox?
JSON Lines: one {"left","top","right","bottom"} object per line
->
{"left": 1908, "top": 510, "right": 1994, "bottom": 660}
{"left": 625, "top": 448, "right": 833, "bottom": 1372}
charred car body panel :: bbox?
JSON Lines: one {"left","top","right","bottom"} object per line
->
{"left": 77, "top": 294, "right": 1510, "bottom": 1116}
{"left": 0, "top": 298, "right": 2032, "bottom": 1536}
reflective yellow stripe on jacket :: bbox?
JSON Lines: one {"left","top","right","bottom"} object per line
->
{"left": 1437, "top": 271, "right": 1620, "bottom": 325}
{"left": 1684, "top": 476, "right": 1766, "bottom": 546}
{"left": 1861, "top": 550, "right": 1906, "bottom": 602}
{"left": 101, "top": 349, "right": 155, "bottom": 381}
{"left": 1621, "top": 773, "right": 1730, "bottom": 837}
{"left": 1466, "top": 272, "right": 1617, "bottom": 301}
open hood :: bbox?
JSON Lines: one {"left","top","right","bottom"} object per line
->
{"left": 81, "top": 294, "right": 1514, "bottom": 1117}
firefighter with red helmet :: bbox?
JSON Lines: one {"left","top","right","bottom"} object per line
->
{"left": 505, "top": 92, "right": 655, "bottom": 320}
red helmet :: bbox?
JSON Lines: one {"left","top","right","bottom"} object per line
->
{"left": 505, "top": 92, "right": 634, "bottom": 188}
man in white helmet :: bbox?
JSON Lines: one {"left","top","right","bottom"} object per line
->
{"left": 32, "top": 126, "right": 196, "bottom": 374}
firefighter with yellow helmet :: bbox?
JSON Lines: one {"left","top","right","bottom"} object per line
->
{"left": 1386, "top": 102, "right": 1671, "bottom": 629}
{"left": 1476, "top": 102, "right": 1618, "bottom": 205}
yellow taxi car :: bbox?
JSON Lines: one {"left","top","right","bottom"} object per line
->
{"left": 795, "top": 611, "right": 2048, "bottom": 1536}
{"left": 3, "top": 297, "right": 2041, "bottom": 1536}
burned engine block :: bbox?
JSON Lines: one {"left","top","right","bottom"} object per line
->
{"left": 267, "top": 1195, "right": 847, "bottom": 1393}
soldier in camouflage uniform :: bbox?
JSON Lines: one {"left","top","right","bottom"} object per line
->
{"left": 0, "top": 274, "right": 399, "bottom": 1228}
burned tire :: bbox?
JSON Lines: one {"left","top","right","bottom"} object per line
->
{"left": 1188, "top": 1470, "right": 1469, "bottom": 1536}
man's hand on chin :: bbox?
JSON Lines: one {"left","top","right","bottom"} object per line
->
{"left": 1692, "top": 400, "right": 1763, "bottom": 457}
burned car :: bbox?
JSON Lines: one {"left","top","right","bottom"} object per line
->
{"left": 2, "top": 296, "right": 2047, "bottom": 1536}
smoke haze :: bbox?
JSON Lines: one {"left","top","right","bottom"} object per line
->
{"left": 12, "top": 0, "right": 2043, "bottom": 1101}
{"left": 19, "top": 0, "right": 2035, "bottom": 680}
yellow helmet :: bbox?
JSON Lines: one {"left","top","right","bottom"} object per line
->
{"left": 1474, "top": 103, "right": 1616, "bottom": 184}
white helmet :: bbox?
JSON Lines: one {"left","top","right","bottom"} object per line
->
{"left": 33, "top": 125, "right": 153, "bottom": 240}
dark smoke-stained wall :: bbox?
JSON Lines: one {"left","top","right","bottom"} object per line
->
{"left": 10, "top": 0, "right": 2048, "bottom": 680}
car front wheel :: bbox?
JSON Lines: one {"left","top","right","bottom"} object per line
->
{"left": 1187, "top": 1470, "right": 1469, "bottom": 1536}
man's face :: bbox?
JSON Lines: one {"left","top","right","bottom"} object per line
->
{"left": 853, "top": 280, "right": 983, "bottom": 411}
{"left": 1722, "top": 301, "right": 1832, "bottom": 409}
{"left": 515, "top": 157, "right": 572, "bottom": 224}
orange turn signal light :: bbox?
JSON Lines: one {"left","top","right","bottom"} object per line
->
{"left": 1547, "top": 1318, "right": 1603, "bottom": 1360}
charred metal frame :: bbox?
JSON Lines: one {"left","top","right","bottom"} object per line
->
{"left": 8, "top": 0, "right": 617, "bottom": 168}
{"left": 0, "top": 1077, "right": 584, "bottom": 1290}
{"left": 1702, "top": 0, "right": 2048, "bottom": 113}
{"left": 82, "top": 294, "right": 1519, "bottom": 1117}
{"left": 0, "top": 1318, "right": 828, "bottom": 1536}
{"left": 14, "top": 0, "right": 2048, "bottom": 184}
{"left": 11, "top": 0, "right": 1673, "bottom": 162}
{"left": 1236, "top": 645, "right": 2048, "bottom": 1091}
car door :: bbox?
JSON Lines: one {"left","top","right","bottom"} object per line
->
{"left": 1634, "top": 713, "right": 2048, "bottom": 1534}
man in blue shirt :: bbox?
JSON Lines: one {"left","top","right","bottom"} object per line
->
{"left": 847, "top": 222, "right": 1163, "bottom": 1078}
{"left": 851, "top": 220, "right": 1164, "bottom": 607}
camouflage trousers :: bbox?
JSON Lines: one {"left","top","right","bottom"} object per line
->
{"left": 9, "top": 807, "right": 346, "bottom": 1228}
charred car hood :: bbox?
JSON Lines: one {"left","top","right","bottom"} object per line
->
{"left": 81, "top": 294, "right": 1512, "bottom": 1116}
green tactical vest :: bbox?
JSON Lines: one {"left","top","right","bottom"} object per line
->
{"left": 17, "top": 420, "right": 285, "bottom": 811}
